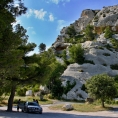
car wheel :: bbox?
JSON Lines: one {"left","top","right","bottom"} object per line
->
{"left": 22, "top": 109, "right": 24, "bottom": 112}
{"left": 26, "top": 108, "right": 29, "bottom": 113}
{"left": 39, "top": 111, "right": 42, "bottom": 114}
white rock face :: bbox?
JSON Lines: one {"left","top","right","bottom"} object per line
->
{"left": 40, "top": 85, "right": 49, "bottom": 93}
{"left": 26, "top": 90, "right": 32, "bottom": 96}
{"left": 95, "top": 5, "right": 118, "bottom": 27}
{"left": 60, "top": 33, "right": 118, "bottom": 100}
{"left": 52, "top": 5, "right": 118, "bottom": 101}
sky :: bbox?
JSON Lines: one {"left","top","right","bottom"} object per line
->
{"left": 16, "top": 0, "right": 118, "bottom": 55}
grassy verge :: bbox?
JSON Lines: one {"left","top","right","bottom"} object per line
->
{"left": 0, "top": 96, "right": 53, "bottom": 106}
{"left": 49, "top": 103, "right": 113, "bottom": 112}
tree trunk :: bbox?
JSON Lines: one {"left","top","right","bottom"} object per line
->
{"left": 7, "top": 84, "right": 16, "bottom": 112}
{"left": 101, "top": 99, "right": 105, "bottom": 108}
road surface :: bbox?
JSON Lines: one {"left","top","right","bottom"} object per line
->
{"left": 0, "top": 103, "right": 118, "bottom": 118}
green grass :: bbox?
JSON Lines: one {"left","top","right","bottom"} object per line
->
{"left": 49, "top": 103, "right": 112, "bottom": 112}
{"left": 0, "top": 96, "right": 53, "bottom": 106}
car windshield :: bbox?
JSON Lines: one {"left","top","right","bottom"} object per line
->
{"left": 28, "top": 102, "right": 39, "bottom": 106}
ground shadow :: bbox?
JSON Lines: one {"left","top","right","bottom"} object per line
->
{"left": 0, "top": 110, "right": 116, "bottom": 118}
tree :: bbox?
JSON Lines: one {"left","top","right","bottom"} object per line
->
{"left": 39, "top": 43, "right": 46, "bottom": 53}
{"left": 45, "top": 62, "right": 65, "bottom": 99}
{"left": 86, "top": 74, "right": 117, "bottom": 107}
{"left": 0, "top": 0, "right": 28, "bottom": 111}
{"left": 66, "top": 25, "right": 76, "bottom": 38}
{"left": 104, "top": 26, "right": 112, "bottom": 39}
{"left": 69, "top": 44, "right": 84, "bottom": 64}
{"left": 84, "top": 25, "right": 94, "bottom": 40}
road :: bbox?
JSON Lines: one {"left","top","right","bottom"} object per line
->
{"left": 0, "top": 103, "right": 118, "bottom": 118}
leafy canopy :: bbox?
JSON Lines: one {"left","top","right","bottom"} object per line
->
{"left": 86, "top": 74, "right": 117, "bottom": 107}
{"left": 39, "top": 43, "right": 46, "bottom": 53}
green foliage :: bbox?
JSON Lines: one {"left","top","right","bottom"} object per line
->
{"left": 110, "top": 38, "right": 118, "bottom": 50}
{"left": 98, "top": 47, "right": 104, "bottom": 50}
{"left": 93, "top": 16, "right": 99, "bottom": 22}
{"left": 84, "top": 60, "right": 95, "bottom": 65}
{"left": 66, "top": 25, "right": 76, "bottom": 37}
{"left": 65, "top": 35, "right": 85, "bottom": 43}
{"left": 81, "top": 84, "right": 87, "bottom": 92}
{"left": 102, "top": 64, "right": 107, "bottom": 66}
{"left": 32, "top": 84, "right": 39, "bottom": 92}
{"left": 69, "top": 44, "right": 84, "bottom": 64}
{"left": 44, "top": 62, "right": 66, "bottom": 99}
{"left": 103, "top": 53, "right": 110, "bottom": 56}
{"left": 110, "top": 64, "right": 118, "bottom": 70}
{"left": 39, "top": 43, "right": 46, "bottom": 53}
{"left": 103, "top": 14, "right": 106, "bottom": 17}
{"left": 61, "top": 50, "right": 70, "bottom": 66}
{"left": 16, "top": 87, "right": 27, "bottom": 96}
{"left": 51, "top": 79, "right": 64, "bottom": 99}
{"left": 86, "top": 74, "right": 117, "bottom": 107}
{"left": 62, "top": 50, "right": 67, "bottom": 61}
{"left": 104, "top": 44, "right": 113, "bottom": 51}
{"left": 104, "top": 26, "right": 112, "bottom": 39}
{"left": 84, "top": 25, "right": 94, "bottom": 40}
{"left": 64, "top": 81, "right": 76, "bottom": 94}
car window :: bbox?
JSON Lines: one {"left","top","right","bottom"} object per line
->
{"left": 28, "top": 102, "right": 39, "bottom": 106}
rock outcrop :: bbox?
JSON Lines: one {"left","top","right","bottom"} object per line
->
{"left": 52, "top": 5, "right": 118, "bottom": 100}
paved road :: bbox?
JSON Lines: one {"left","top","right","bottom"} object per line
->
{"left": 0, "top": 104, "right": 118, "bottom": 118}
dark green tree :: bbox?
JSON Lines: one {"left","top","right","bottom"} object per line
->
{"left": 86, "top": 74, "right": 117, "bottom": 107}
{"left": 66, "top": 25, "right": 76, "bottom": 38}
{"left": 39, "top": 43, "right": 46, "bottom": 53}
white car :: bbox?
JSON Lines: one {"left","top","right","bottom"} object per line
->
{"left": 19, "top": 101, "right": 43, "bottom": 114}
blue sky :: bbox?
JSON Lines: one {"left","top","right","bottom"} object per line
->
{"left": 16, "top": 0, "right": 118, "bottom": 55}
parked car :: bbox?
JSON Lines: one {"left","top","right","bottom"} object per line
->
{"left": 19, "top": 101, "right": 43, "bottom": 114}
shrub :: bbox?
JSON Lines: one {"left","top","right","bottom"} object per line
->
{"left": 104, "top": 44, "right": 113, "bottom": 51}
{"left": 98, "top": 47, "right": 104, "bottom": 50}
{"left": 103, "top": 53, "right": 110, "bottom": 56}
{"left": 110, "top": 64, "right": 118, "bottom": 70}
{"left": 69, "top": 44, "right": 84, "bottom": 64}
{"left": 103, "top": 14, "right": 106, "bottom": 17}
{"left": 16, "top": 87, "right": 27, "bottom": 96}
{"left": 66, "top": 25, "right": 76, "bottom": 38}
{"left": 64, "top": 81, "right": 76, "bottom": 95}
{"left": 93, "top": 16, "right": 98, "bottom": 22}
{"left": 102, "top": 64, "right": 107, "bottom": 66}
{"left": 84, "top": 25, "right": 94, "bottom": 41}
{"left": 84, "top": 60, "right": 95, "bottom": 65}
{"left": 32, "top": 84, "right": 39, "bottom": 92}
{"left": 104, "top": 26, "right": 112, "bottom": 39}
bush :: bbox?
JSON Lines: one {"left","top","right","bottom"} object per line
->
{"left": 69, "top": 44, "right": 84, "bottom": 64}
{"left": 84, "top": 60, "right": 95, "bottom": 65}
{"left": 110, "top": 64, "right": 118, "bottom": 70}
{"left": 104, "top": 26, "right": 112, "bottom": 39}
{"left": 66, "top": 25, "right": 76, "bottom": 38}
{"left": 84, "top": 25, "right": 94, "bottom": 41}
{"left": 64, "top": 81, "right": 76, "bottom": 95}
{"left": 16, "top": 87, "right": 27, "bottom": 96}
{"left": 103, "top": 53, "right": 110, "bottom": 56}
{"left": 32, "top": 84, "right": 39, "bottom": 92}
{"left": 102, "top": 64, "right": 107, "bottom": 66}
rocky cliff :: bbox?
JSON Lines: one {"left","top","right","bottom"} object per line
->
{"left": 52, "top": 5, "right": 118, "bottom": 100}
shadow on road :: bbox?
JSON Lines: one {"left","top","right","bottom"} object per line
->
{"left": 0, "top": 110, "right": 116, "bottom": 118}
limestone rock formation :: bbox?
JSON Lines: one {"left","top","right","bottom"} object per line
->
{"left": 51, "top": 5, "right": 118, "bottom": 100}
